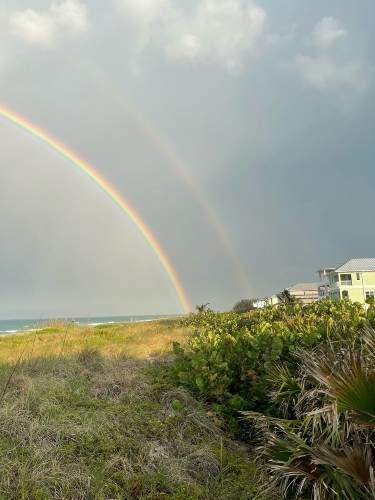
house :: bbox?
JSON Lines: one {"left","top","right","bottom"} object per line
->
{"left": 318, "top": 258, "right": 375, "bottom": 304}
{"left": 253, "top": 299, "right": 267, "bottom": 309}
{"left": 286, "top": 283, "right": 319, "bottom": 304}
{"left": 265, "top": 283, "right": 319, "bottom": 306}
{"left": 317, "top": 268, "right": 335, "bottom": 298}
{"left": 266, "top": 295, "right": 280, "bottom": 306}
{"left": 267, "top": 295, "right": 280, "bottom": 306}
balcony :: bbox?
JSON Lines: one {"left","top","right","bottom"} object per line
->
{"left": 340, "top": 280, "right": 352, "bottom": 286}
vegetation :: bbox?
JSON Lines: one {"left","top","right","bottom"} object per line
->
{"left": 195, "top": 304, "right": 212, "bottom": 314}
{"left": 0, "top": 319, "right": 188, "bottom": 364}
{"left": 0, "top": 320, "right": 264, "bottom": 499}
{"left": 172, "top": 299, "right": 375, "bottom": 498}
{"left": 233, "top": 299, "right": 257, "bottom": 313}
{"left": 277, "top": 289, "right": 300, "bottom": 305}
{"left": 244, "top": 327, "right": 375, "bottom": 499}
{"left": 2, "top": 299, "right": 374, "bottom": 498}
{"left": 173, "top": 299, "right": 370, "bottom": 429}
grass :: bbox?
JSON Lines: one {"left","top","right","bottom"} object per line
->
{"left": 0, "top": 320, "right": 266, "bottom": 499}
{"left": 0, "top": 319, "right": 188, "bottom": 363}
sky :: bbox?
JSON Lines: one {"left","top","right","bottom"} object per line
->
{"left": 0, "top": 0, "right": 374, "bottom": 318}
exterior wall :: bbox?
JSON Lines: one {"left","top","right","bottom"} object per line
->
{"left": 289, "top": 290, "right": 318, "bottom": 304}
{"left": 327, "top": 271, "right": 375, "bottom": 304}
{"left": 268, "top": 295, "right": 279, "bottom": 305}
{"left": 362, "top": 272, "right": 375, "bottom": 286}
{"left": 253, "top": 300, "right": 266, "bottom": 309}
{"left": 343, "top": 287, "right": 365, "bottom": 303}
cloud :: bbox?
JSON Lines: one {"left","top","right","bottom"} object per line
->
{"left": 116, "top": 0, "right": 173, "bottom": 26}
{"left": 293, "top": 17, "right": 372, "bottom": 94}
{"left": 115, "top": 0, "right": 175, "bottom": 54}
{"left": 295, "top": 54, "right": 370, "bottom": 92}
{"left": 117, "top": 0, "right": 267, "bottom": 71}
{"left": 10, "top": 0, "right": 88, "bottom": 47}
{"left": 312, "top": 17, "right": 347, "bottom": 49}
{"left": 165, "top": 0, "right": 267, "bottom": 70}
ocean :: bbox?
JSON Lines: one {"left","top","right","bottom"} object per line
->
{"left": 0, "top": 315, "right": 164, "bottom": 334}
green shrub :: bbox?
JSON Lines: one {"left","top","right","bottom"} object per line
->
{"left": 244, "top": 327, "right": 375, "bottom": 499}
{"left": 173, "top": 299, "right": 370, "bottom": 430}
{"left": 233, "top": 299, "right": 257, "bottom": 313}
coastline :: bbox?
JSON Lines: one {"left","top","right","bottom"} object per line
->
{"left": 0, "top": 315, "right": 176, "bottom": 337}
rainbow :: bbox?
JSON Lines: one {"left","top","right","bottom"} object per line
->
{"left": 91, "top": 70, "right": 252, "bottom": 296}
{"left": 0, "top": 104, "right": 192, "bottom": 314}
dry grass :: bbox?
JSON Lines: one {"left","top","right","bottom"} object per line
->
{"left": 0, "top": 319, "right": 189, "bottom": 364}
{"left": 0, "top": 320, "right": 266, "bottom": 499}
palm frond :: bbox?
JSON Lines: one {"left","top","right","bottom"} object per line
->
{"left": 313, "top": 444, "right": 373, "bottom": 484}
{"left": 249, "top": 328, "right": 375, "bottom": 498}
{"left": 303, "top": 345, "right": 375, "bottom": 426}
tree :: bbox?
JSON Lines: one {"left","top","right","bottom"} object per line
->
{"left": 233, "top": 299, "right": 256, "bottom": 313}
{"left": 195, "top": 303, "right": 211, "bottom": 314}
{"left": 366, "top": 296, "right": 375, "bottom": 306}
{"left": 277, "top": 289, "right": 299, "bottom": 305}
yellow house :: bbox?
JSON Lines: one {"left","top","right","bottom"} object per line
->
{"left": 319, "top": 259, "right": 375, "bottom": 304}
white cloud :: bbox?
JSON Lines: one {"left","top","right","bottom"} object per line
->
{"left": 295, "top": 54, "right": 370, "bottom": 92}
{"left": 10, "top": 10, "right": 55, "bottom": 45}
{"left": 50, "top": 0, "right": 88, "bottom": 35}
{"left": 167, "top": 0, "right": 266, "bottom": 70}
{"left": 293, "top": 17, "right": 372, "bottom": 95}
{"left": 117, "top": 0, "right": 267, "bottom": 71}
{"left": 312, "top": 17, "right": 347, "bottom": 49}
{"left": 10, "top": 0, "right": 88, "bottom": 47}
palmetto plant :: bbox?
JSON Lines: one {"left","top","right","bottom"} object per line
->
{"left": 244, "top": 328, "right": 375, "bottom": 499}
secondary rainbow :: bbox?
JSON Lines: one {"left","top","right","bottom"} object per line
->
{"left": 0, "top": 104, "right": 192, "bottom": 314}
{"left": 92, "top": 70, "right": 252, "bottom": 297}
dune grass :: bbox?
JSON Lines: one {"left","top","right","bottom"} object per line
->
{"left": 0, "top": 319, "right": 188, "bottom": 364}
{"left": 0, "top": 320, "right": 265, "bottom": 499}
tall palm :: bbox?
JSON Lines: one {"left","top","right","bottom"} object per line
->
{"left": 277, "top": 289, "right": 300, "bottom": 306}
{"left": 195, "top": 303, "right": 211, "bottom": 314}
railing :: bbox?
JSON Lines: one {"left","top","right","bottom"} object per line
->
{"left": 340, "top": 280, "right": 352, "bottom": 286}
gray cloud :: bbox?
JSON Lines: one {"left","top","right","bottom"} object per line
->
{"left": 0, "top": 0, "right": 374, "bottom": 317}
{"left": 312, "top": 17, "right": 347, "bottom": 49}
{"left": 116, "top": 0, "right": 268, "bottom": 71}
{"left": 9, "top": 0, "right": 88, "bottom": 46}
{"left": 294, "top": 54, "right": 371, "bottom": 92}
{"left": 293, "top": 16, "right": 372, "bottom": 94}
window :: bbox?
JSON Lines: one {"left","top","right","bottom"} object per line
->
{"left": 357, "top": 273, "right": 361, "bottom": 280}
{"left": 329, "top": 274, "right": 338, "bottom": 284}
{"left": 365, "top": 291, "right": 375, "bottom": 299}
{"left": 342, "top": 290, "right": 349, "bottom": 299}
{"left": 340, "top": 274, "right": 352, "bottom": 286}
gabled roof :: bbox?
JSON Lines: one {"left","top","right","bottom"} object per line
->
{"left": 335, "top": 258, "right": 375, "bottom": 272}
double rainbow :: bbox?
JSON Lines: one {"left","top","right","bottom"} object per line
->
{"left": 0, "top": 104, "right": 191, "bottom": 314}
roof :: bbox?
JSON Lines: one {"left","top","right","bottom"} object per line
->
{"left": 287, "top": 282, "right": 320, "bottom": 292}
{"left": 335, "top": 258, "right": 375, "bottom": 273}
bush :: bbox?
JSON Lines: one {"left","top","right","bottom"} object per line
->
{"left": 173, "top": 299, "right": 371, "bottom": 431}
{"left": 244, "top": 327, "right": 375, "bottom": 499}
{"left": 233, "top": 299, "right": 256, "bottom": 313}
